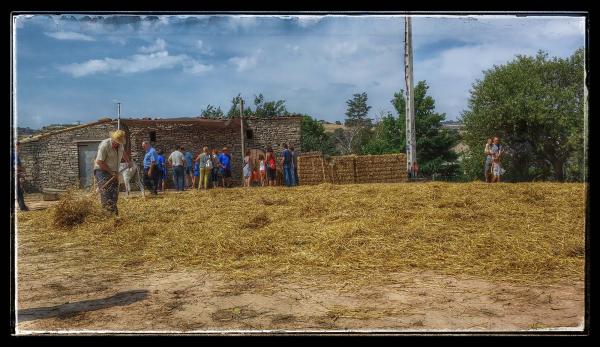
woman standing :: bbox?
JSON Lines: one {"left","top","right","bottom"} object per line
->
{"left": 243, "top": 150, "right": 252, "bottom": 187}
{"left": 265, "top": 147, "right": 277, "bottom": 186}
{"left": 484, "top": 138, "right": 493, "bottom": 183}
{"left": 196, "top": 146, "right": 211, "bottom": 190}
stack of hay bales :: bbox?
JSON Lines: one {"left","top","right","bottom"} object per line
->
{"left": 297, "top": 154, "right": 327, "bottom": 185}
{"left": 299, "top": 153, "right": 408, "bottom": 185}
{"left": 331, "top": 155, "right": 357, "bottom": 184}
{"left": 355, "top": 153, "right": 408, "bottom": 183}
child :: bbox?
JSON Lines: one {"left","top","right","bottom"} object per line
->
{"left": 258, "top": 154, "right": 266, "bottom": 187}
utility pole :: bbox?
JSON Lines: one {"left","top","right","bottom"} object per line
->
{"left": 116, "top": 102, "right": 121, "bottom": 130}
{"left": 404, "top": 16, "right": 417, "bottom": 179}
{"left": 240, "top": 98, "right": 245, "bottom": 183}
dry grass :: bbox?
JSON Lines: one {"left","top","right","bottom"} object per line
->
{"left": 17, "top": 182, "right": 586, "bottom": 285}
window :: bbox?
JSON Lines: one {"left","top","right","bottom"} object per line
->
{"left": 245, "top": 129, "right": 254, "bottom": 140}
{"left": 149, "top": 131, "right": 156, "bottom": 142}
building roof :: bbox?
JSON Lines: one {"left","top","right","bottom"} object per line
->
{"left": 19, "top": 115, "right": 303, "bottom": 143}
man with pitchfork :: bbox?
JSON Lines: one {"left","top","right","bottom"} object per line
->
{"left": 94, "top": 130, "right": 132, "bottom": 215}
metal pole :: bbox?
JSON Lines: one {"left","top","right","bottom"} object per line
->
{"left": 404, "top": 16, "right": 417, "bottom": 179}
{"left": 117, "top": 102, "right": 121, "bottom": 130}
{"left": 240, "top": 99, "right": 245, "bottom": 184}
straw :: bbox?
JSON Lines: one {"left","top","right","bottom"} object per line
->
{"left": 18, "top": 182, "right": 586, "bottom": 286}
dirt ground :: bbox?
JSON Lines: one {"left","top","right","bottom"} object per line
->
{"left": 14, "top": 192, "right": 585, "bottom": 333}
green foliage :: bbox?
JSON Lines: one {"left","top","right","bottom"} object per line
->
{"left": 370, "top": 81, "right": 460, "bottom": 177}
{"left": 226, "top": 93, "right": 250, "bottom": 118}
{"left": 253, "top": 94, "right": 289, "bottom": 118}
{"left": 300, "top": 115, "right": 337, "bottom": 155}
{"left": 200, "top": 104, "right": 224, "bottom": 119}
{"left": 460, "top": 48, "right": 585, "bottom": 182}
{"left": 344, "top": 92, "right": 373, "bottom": 127}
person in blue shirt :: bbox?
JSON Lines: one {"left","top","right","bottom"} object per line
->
{"left": 142, "top": 141, "right": 159, "bottom": 195}
{"left": 156, "top": 149, "right": 167, "bottom": 192}
{"left": 218, "top": 147, "right": 232, "bottom": 188}
{"left": 13, "top": 141, "right": 29, "bottom": 211}
{"left": 281, "top": 143, "right": 295, "bottom": 187}
{"left": 182, "top": 147, "right": 194, "bottom": 189}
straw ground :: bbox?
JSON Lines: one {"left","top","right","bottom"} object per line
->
{"left": 15, "top": 182, "right": 586, "bottom": 331}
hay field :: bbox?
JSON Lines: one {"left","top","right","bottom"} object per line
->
{"left": 17, "top": 182, "right": 586, "bottom": 285}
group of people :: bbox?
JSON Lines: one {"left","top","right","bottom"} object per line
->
{"left": 243, "top": 144, "right": 299, "bottom": 188}
{"left": 141, "top": 142, "right": 300, "bottom": 195}
{"left": 484, "top": 136, "right": 504, "bottom": 183}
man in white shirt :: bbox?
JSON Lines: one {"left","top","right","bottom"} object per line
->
{"left": 168, "top": 146, "right": 186, "bottom": 191}
{"left": 94, "top": 130, "right": 132, "bottom": 215}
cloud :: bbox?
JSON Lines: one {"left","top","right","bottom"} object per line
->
{"left": 44, "top": 31, "right": 95, "bottom": 41}
{"left": 228, "top": 49, "right": 262, "bottom": 72}
{"left": 139, "top": 38, "right": 166, "bottom": 53}
{"left": 58, "top": 50, "right": 211, "bottom": 77}
{"left": 184, "top": 61, "right": 214, "bottom": 74}
{"left": 196, "top": 40, "right": 214, "bottom": 55}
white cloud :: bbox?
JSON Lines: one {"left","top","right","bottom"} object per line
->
{"left": 184, "top": 61, "right": 214, "bottom": 74}
{"left": 228, "top": 49, "right": 262, "bottom": 72}
{"left": 139, "top": 38, "right": 166, "bottom": 53}
{"left": 58, "top": 50, "right": 211, "bottom": 77}
{"left": 196, "top": 40, "right": 214, "bottom": 55}
{"left": 44, "top": 31, "right": 95, "bottom": 41}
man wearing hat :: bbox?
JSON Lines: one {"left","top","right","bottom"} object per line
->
{"left": 94, "top": 130, "right": 131, "bottom": 215}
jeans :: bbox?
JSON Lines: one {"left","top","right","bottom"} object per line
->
{"left": 283, "top": 164, "right": 295, "bottom": 187}
{"left": 94, "top": 169, "right": 119, "bottom": 214}
{"left": 17, "top": 180, "right": 28, "bottom": 211}
{"left": 293, "top": 166, "right": 299, "bottom": 186}
{"left": 173, "top": 165, "right": 185, "bottom": 191}
{"left": 144, "top": 168, "right": 159, "bottom": 194}
{"left": 484, "top": 157, "right": 492, "bottom": 180}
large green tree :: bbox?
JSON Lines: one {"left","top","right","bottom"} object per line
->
{"left": 460, "top": 48, "right": 585, "bottom": 182}
{"left": 300, "top": 115, "right": 337, "bottom": 155}
{"left": 368, "top": 81, "right": 460, "bottom": 177}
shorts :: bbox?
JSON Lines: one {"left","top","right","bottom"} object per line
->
{"left": 194, "top": 168, "right": 200, "bottom": 177}
{"left": 185, "top": 166, "right": 192, "bottom": 175}
{"left": 159, "top": 169, "right": 167, "bottom": 181}
{"left": 221, "top": 167, "right": 231, "bottom": 178}
{"left": 243, "top": 165, "right": 251, "bottom": 178}
{"left": 266, "top": 167, "right": 276, "bottom": 181}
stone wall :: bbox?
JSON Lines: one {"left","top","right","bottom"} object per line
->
{"left": 126, "top": 121, "right": 242, "bottom": 186}
{"left": 244, "top": 117, "right": 302, "bottom": 154}
{"left": 19, "top": 120, "right": 119, "bottom": 192}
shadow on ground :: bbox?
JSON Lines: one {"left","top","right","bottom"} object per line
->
{"left": 18, "top": 289, "right": 149, "bottom": 322}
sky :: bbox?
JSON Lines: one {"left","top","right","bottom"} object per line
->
{"left": 13, "top": 14, "right": 585, "bottom": 129}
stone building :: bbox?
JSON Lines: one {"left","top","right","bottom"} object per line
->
{"left": 18, "top": 116, "right": 302, "bottom": 192}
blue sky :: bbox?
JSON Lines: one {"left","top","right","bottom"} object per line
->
{"left": 14, "top": 14, "right": 585, "bottom": 129}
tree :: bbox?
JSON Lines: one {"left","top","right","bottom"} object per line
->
{"left": 460, "top": 48, "right": 584, "bottom": 182}
{"left": 226, "top": 93, "right": 252, "bottom": 118}
{"left": 361, "top": 111, "right": 403, "bottom": 155}
{"left": 253, "top": 93, "right": 289, "bottom": 118}
{"left": 344, "top": 92, "right": 372, "bottom": 128}
{"left": 376, "top": 81, "right": 460, "bottom": 177}
{"left": 300, "top": 115, "right": 337, "bottom": 155}
{"left": 200, "top": 104, "right": 224, "bottom": 119}
{"left": 332, "top": 127, "right": 363, "bottom": 155}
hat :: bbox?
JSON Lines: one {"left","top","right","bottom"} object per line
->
{"left": 110, "top": 130, "right": 126, "bottom": 145}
